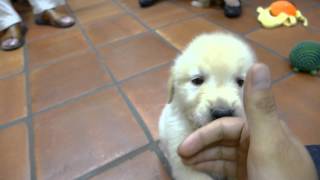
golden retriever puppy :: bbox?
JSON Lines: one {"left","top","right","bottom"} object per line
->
{"left": 159, "top": 32, "right": 256, "bottom": 180}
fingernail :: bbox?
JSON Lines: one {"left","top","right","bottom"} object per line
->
{"left": 252, "top": 64, "right": 271, "bottom": 91}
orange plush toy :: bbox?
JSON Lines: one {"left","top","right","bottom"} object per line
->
{"left": 257, "top": 0, "right": 308, "bottom": 28}
{"left": 270, "top": 0, "right": 297, "bottom": 16}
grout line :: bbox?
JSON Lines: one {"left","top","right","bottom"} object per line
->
{"left": 0, "top": 1, "right": 315, "bottom": 180}
{"left": 26, "top": 117, "right": 37, "bottom": 180}
{"left": 0, "top": 117, "right": 26, "bottom": 130}
{"left": 114, "top": 0, "right": 204, "bottom": 30}
{"left": 33, "top": 83, "right": 114, "bottom": 116}
{"left": 242, "top": 26, "right": 261, "bottom": 35}
{"left": 272, "top": 72, "right": 295, "bottom": 85}
{"left": 151, "top": 140, "right": 173, "bottom": 178}
{"left": 245, "top": 38, "right": 289, "bottom": 61}
{"left": 111, "top": 0, "right": 151, "bottom": 30}
{"left": 0, "top": 44, "right": 172, "bottom": 130}
{"left": 68, "top": 0, "right": 109, "bottom": 12}
{"left": 66, "top": 2, "right": 175, "bottom": 178}
{"left": 0, "top": 52, "right": 172, "bottom": 131}
{"left": 0, "top": 70, "right": 24, "bottom": 80}
{"left": 154, "top": 14, "right": 200, "bottom": 31}
{"left": 201, "top": 15, "right": 255, "bottom": 36}
{"left": 75, "top": 143, "right": 151, "bottom": 180}
{"left": 198, "top": 5, "right": 263, "bottom": 36}
{"left": 111, "top": 1, "right": 175, "bottom": 178}
{"left": 118, "top": 61, "right": 173, "bottom": 84}
{"left": 66, "top": 0, "right": 155, "bottom": 142}
{"left": 95, "top": 31, "right": 147, "bottom": 49}
{"left": 66, "top": 0, "right": 157, "bottom": 151}
{"left": 151, "top": 26, "right": 183, "bottom": 52}
{"left": 23, "top": 42, "right": 37, "bottom": 180}
{"left": 81, "top": 11, "right": 128, "bottom": 24}
{"left": 309, "top": 26, "right": 320, "bottom": 33}
{"left": 64, "top": 3, "right": 169, "bottom": 179}
{"left": 117, "top": 87, "right": 154, "bottom": 142}
{"left": 28, "top": 48, "right": 92, "bottom": 72}
{"left": 299, "top": 1, "right": 320, "bottom": 13}
{"left": 110, "top": 0, "right": 183, "bottom": 53}
{"left": 153, "top": 13, "right": 203, "bottom": 30}
{"left": 26, "top": 26, "right": 75, "bottom": 44}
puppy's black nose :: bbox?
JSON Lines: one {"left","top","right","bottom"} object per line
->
{"left": 210, "top": 108, "right": 235, "bottom": 120}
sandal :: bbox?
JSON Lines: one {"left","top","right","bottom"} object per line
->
{"left": 223, "top": 0, "right": 242, "bottom": 18}
{"left": 35, "top": 8, "right": 75, "bottom": 28}
{"left": 0, "top": 23, "right": 28, "bottom": 51}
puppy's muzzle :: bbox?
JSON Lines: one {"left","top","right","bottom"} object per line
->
{"left": 210, "top": 108, "right": 235, "bottom": 120}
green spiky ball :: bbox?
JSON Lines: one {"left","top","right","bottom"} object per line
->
{"left": 289, "top": 41, "right": 320, "bottom": 75}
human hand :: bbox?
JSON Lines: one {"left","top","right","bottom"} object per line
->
{"left": 178, "top": 64, "right": 318, "bottom": 180}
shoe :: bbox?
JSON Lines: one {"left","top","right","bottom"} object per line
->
{"left": 139, "top": 0, "right": 156, "bottom": 8}
{"left": 224, "top": 3, "right": 241, "bottom": 18}
{"left": 0, "top": 23, "right": 27, "bottom": 51}
{"left": 35, "top": 8, "right": 75, "bottom": 28}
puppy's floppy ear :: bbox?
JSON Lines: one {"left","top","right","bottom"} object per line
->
{"left": 168, "top": 74, "right": 175, "bottom": 103}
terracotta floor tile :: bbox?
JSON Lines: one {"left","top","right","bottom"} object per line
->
{"left": 28, "top": 29, "right": 89, "bottom": 68}
{"left": 170, "top": 0, "right": 218, "bottom": 14}
{"left": 246, "top": 26, "right": 320, "bottom": 57}
{"left": 26, "top": 24, "right": 73, "bottom": 43}
{"left": 1, "top": 2, "right": 319, "bottom": 180}
{"left": 84, "top": 15, "right": 146, "bottom": 46}
{"left": 242, "top": 0, "right": 274, "bottom": 7}
{"left": 273, "top": 75, "right": 320, "bottom": 145}
{"left": 118, "top": 0, "right": 142, "bottom": 10}
{"left": 75, "top": 1, "right": 124, "bottom": 24}
{"left": 99, "top": 33, "right": 177, "bottom": 80}
{"left": 132, "top": 2, "right": 193, "bottom": 28}
{"left": 205, "top": 5, "right": 259, "bottom": 34}
{"left": 0, "top": 123, "right": 30, "bottom": 180}
{"left": 305, "top": 7, "right": 320, "bottom": 30}
{"left": 250, "top": 42, "right": 291, "bottom": 81}
{"left": 33, "top": 88, "right": 147, "bottom": 180}
{"left": 68, "top": 0, "right": 106, "bottom": 11}
{"left": 245, "top": 0, "right": 319, "bottom": 10}
{"left": 157, "top": 17, "right": 223, "bottom": 50}
{"left": 289, "top": 0, "right": 320, "bottom": 11}
{"left": 91, "top": 151, "right": 170, "bottom": 180}
{"left": 122, "top": 65, "right": 170, "bottom": 138}
{"left": 0, "top": 74, "right": 27, "bottom": 125}
{"left": 31, "top": 51, "right": 111, "bottom": 112}
{"left": 0, "top": 48, "right": 24, "bottom": 77}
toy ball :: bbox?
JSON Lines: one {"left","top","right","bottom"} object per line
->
{"left": 289, "top": 41, "right": 320, "bottom": 75}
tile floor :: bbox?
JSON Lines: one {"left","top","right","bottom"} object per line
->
{"left": 0, "top": 0, "right": 320, "bottom": 179}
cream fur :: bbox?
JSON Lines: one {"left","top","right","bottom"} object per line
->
{"left": 159, "top": 32, "right": 256, "bottom": 180}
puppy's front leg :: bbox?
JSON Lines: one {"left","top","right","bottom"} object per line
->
{"left": 169, "top": 151, "right": 213, "bottom": 180}
{"left": 159, "top": 106, "right": 213, "bottom": 180}
{"left": 165, "top": 138, "right": 212, "bottom": 180}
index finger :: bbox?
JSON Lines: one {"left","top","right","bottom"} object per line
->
{"left": 178, "top": 117, "right": 245, "bottom": 158}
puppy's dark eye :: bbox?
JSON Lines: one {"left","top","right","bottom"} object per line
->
{"left": 236, "top": 78, "right": 244, "bottom": 87}
{"left": 191, "top": 77, "right": 204, "bottom": 86}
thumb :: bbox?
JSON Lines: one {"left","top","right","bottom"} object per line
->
{"left": 244, "top": 63, "right": 280, "bottom": 137}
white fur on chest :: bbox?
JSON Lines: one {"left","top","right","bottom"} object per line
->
{"left": 159, "top": 104, "right": 213, "bottom": 180}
